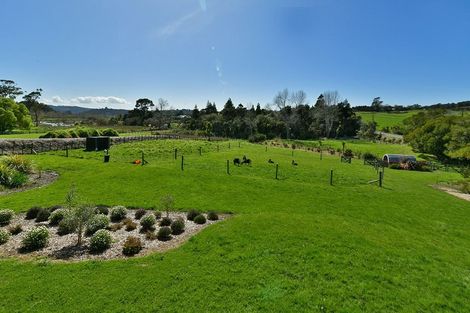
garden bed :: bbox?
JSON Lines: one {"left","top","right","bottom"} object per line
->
{"left": 0, "top": 208, "right": 226, "bottom": 261}
{"left": 0, "top": 171, "right": 58, "bottom": 196}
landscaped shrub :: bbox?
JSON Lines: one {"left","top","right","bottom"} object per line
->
{"left": 8, "top": 224, "right": 22, "bottom": 235}
{"left": 48, "top": 205, "right": 62, "bottom": 212}
{"left": 39, "top": 131, "right": 58, "bottom": 138}
{"left": 90, "top": 128, "right": 101, "bottom": 136}
{"left": 58, "top": 218, "right": 77, "bottom": 235}
{"left": 22, "top": 226, "right": 49, "bottom": 250}
{"left": 0, "top": 209, "right": 14, "bottom": 226}
{"left": 248, "top": 133, "right": 267, "bottom": 143}
{"left": 89, "top": 229, "right": 112, "bottom": 253}
{"left": 186, "top": 209, "right": 200, "bottom": 221}
{"left": 123, "top": 218, "right": 137, "bottom": 231}
{"left": 26, "top": 207, "right": 41, "bottom": 220}
{"left": 56, "top": 130, "right": 71, "bottom": 138}
{"left": 122, "top": 236, "right": 143, "bottom": 256}
{"left": 140, "top": 214, "right": 156, "bottom": 231}
{"left": 0, "top": 229, "right": 10, "bottom": 245}
{"left": 108, "top": 223, "right": 122, "bottom": 232}
{"left": 135, "top": 208, "right": 147, "bottom": 220}
{"left": 35, "top": 208, "right": 51, "bottom": 222}
{"left": 86, "top": 214, "right": 110, "bottom": 235}
{"left": 154, "top": 211, "right": 162, "bottom": 219}
{"left": 157, "top": 226, "right": 172, "bottom": 241}
{"left": 1, "top": 155, "right": 33, "bottom": 173}
{"left": 67, "top": 129, "right": 79, "bottom": 138}
{"left": 343, "top": 149, "right": 354, "bottom": 158}
{"left": 170, "top": 218, "right": 185, "bottom": 235}
{"left": 0, "top": 164, "right": 27, "bottom": 188}
{"left": 193, "top": 214, "right": 206, "bottom": 225}
{"left": 159, "top": 216, "right": 172, "bottom": 226}
{"left": 363, "top": 152, "right": 378, "bottom": 161}
{"left": 95, "top": 205, "right": 109, "bottom": 215}
{"left": 110, "top": 206, "right": 127, "bottom": 222}
{"left": 100, "top": 128, "right": 119, "bottom": 137}
{"left": 207, "top": 211, "right": 219, "bottom": 221}
{"left": 145, "top": 231, "right": 157, "bottom": 240}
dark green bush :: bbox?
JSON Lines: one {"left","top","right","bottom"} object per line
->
{"left": 95, "top": 205, "right": 109, "bottom": 215}
{"left": 39, "top": 131, "right": 58, "bottom": 138}
{"left": 154, "top": 211, "right": 162, "bottom": 219}
{"left": 110, "top": 206, "right": 127, "bottom": 222}
{"left": 170, "top": 218, "right": 185, "bottom": 235}
{"left": 89, "top": 229, "right": 112, "bottom": 253}
{"left": 140, "top": 214, "right": 156, "bottom": 231}
{"left": 159, "top": 216, "right": 172, "bottom": 226}
{"left": 186, "top": 209, "right": 200, "bottom": 221}
{"left": 0, "top": 209, "right": 14, "bottom": 226}
{"left": 157, "top": 226, "right": 172, "bottom": 241}
{"left": 48, "top": 205, "right": 62, "bottom": 212}
{"left": 122, "top": 236, "right": 142, "bottom": 256}
{"left": 35, "top": 208, "right": 51, "bottom": 222}
{"left": 26, "top": 207, "right": 41, "bottom": 220}
{"left": 363, "top": 152, "right": 378, "bottom": 161}
{"left": 86, "top": 214, "right": 110, "bottom": 235}
{"left": 49, "top": 209, "right": 65, "bottom": 226}
{"left": 248, "top": 133, "right": 267, "bottom": 143}
{"left": 0, "top": 229, "right": 10, "bottom": 245}
{"left": 134, "top": 209, "right": 147, "bottom": 220}
{"left": 8, "top": 224, "right": 22, "bottom": 235}
{"left": 207, "top": 211, "right": 219, "bottom": 221}
{"left": 22, "top": 226, "right": 49, "bottom": 250}
{"left": 100, "top": 128, "right": 119, "bottom": 137}
{"left": 58, "top": 218, "right": 77, "bottom": 235}
{"left": 193, "top": 214, "right": 206, "bottom": 224}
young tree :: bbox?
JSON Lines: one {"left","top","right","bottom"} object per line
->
{"left": 0, "top": 80, "right": 23, "bottom": 99}
{"left": 160, "top": 194, "right": 174, "bottom": 217}
{"left": 0, "top": 97, "right": 33, "bottom": 132}
{"left": 63, "top": 186, "right": 95, "bottom": 246}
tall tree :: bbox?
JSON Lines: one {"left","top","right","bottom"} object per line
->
{"left": 22, "top": 89, "right": 50, "bottom": 127}
{"left": 0, "top": 80, "right": 23, "bottom": 99}
{"left": 290, "top": 90, "right": 308, "bottom": 107}
{"left": 221, "top": 98, "right": 236, "bottom": 121}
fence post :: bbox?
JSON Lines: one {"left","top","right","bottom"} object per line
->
{"left": 174, "top": 148, "right": 177, "bottom": 160}
{"left": 181, "top": 155, "right": 184, "bottom": 171}
{"left": 217, "top": 144, "right": 219, "bottom": 152}
{"left": 141, "top": 151, "right": 144, "bottom": 166}
{"left": 199, "top": 147, "right": 202, "bottom": 156}
{"left": 65, "top": 146, "right": 69, "bottom": 157}
{"left": 379, "top": 171, "right": 383, "bottom": 187}
{"left": 229, "top": 142, "right": 231, "bottom": 149}
{"left": 238, "top": 142, "right": 241, "bottom": 148}
{"left": 275, "top": 164, "right": 279, "bottom": 180}
{"left": 265, "top": 146, "right": 267, "bottom": 152}
{"left": 330, "top": 169, "right": 333, "bottom": 185}
{"left": 226, "top": 160, "right": 230, "bottom": 174}
{"left": 292, "top": 150, "right": 294, "bottom": 157}
{"left": 320, "top": 149, "right": 323, "bottom": 160}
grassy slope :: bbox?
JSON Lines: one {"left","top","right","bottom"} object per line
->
{"left": 0, "top": 140, "right": 469, "bottom": 312}
{"left": 356, "top": 111, "right": 417, "bottom": 128}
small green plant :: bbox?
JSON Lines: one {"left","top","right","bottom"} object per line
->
{"left": 193, "top": 214, "right": 206, "bottom": 224}
{"left": 57, "top": 218, "right": 77, "bottom": 235}
{"left": 157, "top": 226, "right": 172, "bottom": 241}
{"left": 89, "top": 229, "right": 112, "bottom": 253}
{"left": 154, "top": 211, "right": 162, "bottom": 219}
{"left": 159, "top": 216, "right": 172, "bottom": 226}
{"left": 1, "top": 155, "right": 33, "bottom": 173}
{"left": 0, "top": 229, "right": 10, "bottom": 245}
{"left": 35, "top": 208, "right": 51, "bottom": 222}
{"left": 8, "top": 224, "right": 22, "bottom": 235}
{"left": 140, "top": 214, "right": 156, "bottom": 231}
{"left": 94, "top": 205, "right": 109, "bottom": 215}
{"left": 160, "top": 194, "right": 174, "bottom": 217}
{"left": 122, "top": 236, "right": 143, "bottom": 256}
{"left": 110, "top": 206, "right": 127, "bottom": 222}
{"left": 186, "top": 209, "right": 200, "bottom": 221}
{"left": 145, "top": 231, "right": 157, "bottom": 241}
{"left": 134, "top": 208, "right": 147, "bottom": 220}
{"left": 49, "top": 209, "right": 66, "bottom": 226}
{"left": 25, "top": 207, "right": 41, "bottom": 220}
{"left": 123, "top": 218, "right": 137, "bottom": 231}
{"left": 86, "top": 214, "right": 110, "bottom": 235}
{"left": 207, "top": 211, "right": 219, "bottom": 221}
{"left": 0, "top": 209, "right": 14, "bottom": 226}
{"left": 22, "top": 226, "right": 49, "bottom": 250}
{"left": 170, "top": 218, "right": 185, "bottom": 235}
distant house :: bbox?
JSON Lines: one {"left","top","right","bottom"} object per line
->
{"left": 382, "top": 154, "right": 416, "bottom": 165}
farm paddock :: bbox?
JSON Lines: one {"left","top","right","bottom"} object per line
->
{"left": 0, "top": 139, "right": 469, "bottom": 312}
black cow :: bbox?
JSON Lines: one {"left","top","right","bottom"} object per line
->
{"left": 233, "top": 158, "right": 241, "bottom": 166}
{"left": 268, "top": 159, "right": 274, "bottom": 164}
{"left": 291, "top": 160, "right": 298, "bottom": 166}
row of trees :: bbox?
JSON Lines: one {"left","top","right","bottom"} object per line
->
{"left": 122, "top": 97, "right": 170, "bottom": 128}
{"left": 0, "top": 80, "right": 51, "bottom": 132}
{"left": 184, "top": 89, "right": 362, "bottom": 140}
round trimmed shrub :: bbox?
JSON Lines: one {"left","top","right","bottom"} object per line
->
{"left": 134, "top": 208, "right": 147, "bottom": 220}
{"left": 100, "top": 128, "right": 119, "bottom": 137}
{"left": 58, "top": 217, "right": 77, "bottom": 235}
{"left": 25, "top": 207, "right": 41, "bottom": 220}
{"left": 170, "top": 218, "right": 185, "bottom": 235}
{"left": 86, "top": 214, "right": 110, "bottom": 235}
{"left": 140, "top": 214, "right": 156, "bottom": 230}
{"left": 49, "top": 209, "right": 65, "bottom": 226}
{"left": 89, "top": 229, "right": 112, "bottom": 253}
{"left": 35, "top": 208, "right": 51, "bottom": 222}
{"left": 157, "top": 226, "right": 172, "bottom": 241}
{"left": 207, "top": 211, "right": 219, "bottom": 221}
{"left": 122, "top": 218, "right": 137, "bottom": 231}
{"left": 95, "top": 205, "right": 109, "bottom": 215}
{"left": 159, "top": 216, "right": 172, "bottom": 227}
{"left": 154, "top": 211, "right": 162, "bottom": 220}
{"left": 122, "top": 236, "right": 143, "bottom": 256}
{"left": 0, "top": 209, "right": 14, "bottom": 226}
{"left": 186, "top": 209, "right": 200, "bottom": 221}
{"left": 22, "top": 226, "right": 49, "bottom": 250}
{"left": 0, "top": 229, "right": 10, "bottom": 245}
{"left": 110, "top": 206, "right": 127, "bottom": 222}
{"left": 8, "top": 224, "right": 22, "bottom": 235}
{"left": 193, "top": 214, "right": 206, "bottom": 225}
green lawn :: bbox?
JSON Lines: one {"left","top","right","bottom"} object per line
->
{"left": 0, "top": 139, "right": 469, "bottom": 312}
{"left": 356, "top": 111, "right": 417, "bottom": 129}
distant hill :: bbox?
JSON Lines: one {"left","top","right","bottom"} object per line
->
{"left": 47, "top": 105, "right": 129, "bottom": 117}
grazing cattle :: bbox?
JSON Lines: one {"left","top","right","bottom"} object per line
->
{"left": 268, "top": 159, "right": 274, "bottom": 164}
{"left": 233, "top": 158, "right": 241, "bottom": 166}
{"left": 291, "top": 160, "right": 298, "bottom": 166}
{"left": 241, "top": 157, "right": 252, "bottom": 165}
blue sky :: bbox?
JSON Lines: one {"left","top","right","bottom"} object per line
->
{"left": 1, "top": 0, "right": 469, "bottom": 109}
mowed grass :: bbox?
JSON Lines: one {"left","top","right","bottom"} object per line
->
{"left": 356, "top": 111, "right": 417, "bottom": 128}
{"left": 0, "top": 140, "right": 469, "bottom": 312}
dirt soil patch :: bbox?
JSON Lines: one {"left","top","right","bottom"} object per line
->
{"left": 434, "top": 185, "right": 470, "bottom": 202}
{"left": 0, "top": 171, "right": 58, "bottom": 196}
{"left": 0, "top": 210, "right": 227, "bottom": 262}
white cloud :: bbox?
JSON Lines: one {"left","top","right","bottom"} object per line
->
{"left": 51, "top": 96, "right": 65, "bottom": 103}
{"left": 70, "top": 96, "right": 128, "bottom": 105}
